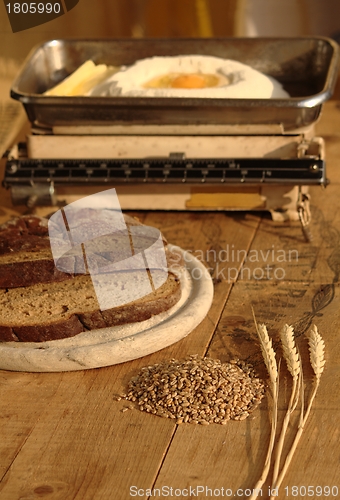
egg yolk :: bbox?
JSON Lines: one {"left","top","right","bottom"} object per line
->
{"left": 143, "top": 72, "right": 221, "bottom": 89}
{"left": 171, "top": 74, "right": 210, "bottom": 88}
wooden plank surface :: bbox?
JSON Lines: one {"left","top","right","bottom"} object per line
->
{"left": 0, "top": 103, "right": 339, "bottom": 499}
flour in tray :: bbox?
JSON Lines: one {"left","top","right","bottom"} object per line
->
{"left": 89, "top": 55, "right": 289, "bottom": 99}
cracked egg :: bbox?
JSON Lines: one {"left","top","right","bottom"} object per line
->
{"left": 95, "top": 55, "right": 289, "bottom": 99}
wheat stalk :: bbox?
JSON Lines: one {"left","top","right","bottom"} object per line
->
{"left": 271, "top": 324, "right": 325, "bottom": 493}
{"left": 250, "top": 311, "right": 278, "bottom": 500}
{"left": 270, "top": 324, "right": 302, "bottom": 496}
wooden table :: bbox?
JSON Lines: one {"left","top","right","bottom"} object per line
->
{"left": 0, "top": 103, "right": 339, "bottom": 500}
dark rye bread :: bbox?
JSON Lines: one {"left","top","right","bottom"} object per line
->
{"left": 0, "top": 271, "right": 181, "bottom": 343}
{"left": 0, "top": 215, "right": 74, "bottom": 288}
{"left": 0, "top": 213, "right": 184, "bottom": 343}
{"left": 0, "top": 213, "right": 178, "bottom": 288}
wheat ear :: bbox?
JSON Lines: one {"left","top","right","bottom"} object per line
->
{"left": 270, "top": 324, "right": 302, "bottom": 496}
{"left": 249, "top": 311, "right": 278, "bottom": 500}
{"left": 272, "top": 325, "right": 325, "bottom": 493}
{"left": 308, "top": 324, "right": 326, "bottom": 382}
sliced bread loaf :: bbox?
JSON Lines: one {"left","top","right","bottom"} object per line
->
{"left": 0, "top": 271, "right": 181, "bottom": 342}
{"left": 0, "top": 215, "right": 74, "bottom": 288}
{"left": 0, "top": 213, "right": 176, "bottom": 288}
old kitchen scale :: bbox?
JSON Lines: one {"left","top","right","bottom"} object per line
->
{"left": 4, "top": 37, "right": 339, "bottom": 241}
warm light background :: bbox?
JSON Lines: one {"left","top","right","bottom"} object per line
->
{"left": 1, "top": 0, "right": 340, "bottom": 57}
{"left": 0, "top": 0, "right": 339, "bottom": 96}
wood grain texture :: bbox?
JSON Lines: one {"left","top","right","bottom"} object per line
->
{"left": 0, "top": 102, "right": 339, "bottom": 499}
{"left": 150, "top": 103, "right": 340, "bottom": 499}
{"left": 0, "top": 209, "right": 259, "bottom": 499}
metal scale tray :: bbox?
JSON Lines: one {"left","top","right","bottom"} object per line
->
{"left": 9, "top": 37, "right": 339, "bottom": 131}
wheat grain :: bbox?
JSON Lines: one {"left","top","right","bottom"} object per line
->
{"left": 123, "top": 355, "right": 264, "bottom": 425}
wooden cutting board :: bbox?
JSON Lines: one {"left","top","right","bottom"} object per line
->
{"left": 0, "top": 248, "right": 213, "bottom": 372}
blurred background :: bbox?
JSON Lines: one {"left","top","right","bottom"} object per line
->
{"left": 1, "top": 0, "right": 339, "bottom": 164}
{"left": 1, "top": 0, "right": 340, "bottom": 60}
{"left": 0, "top": 0, "right": 339, "bottom": 98}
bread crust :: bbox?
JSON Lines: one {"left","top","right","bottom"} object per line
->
{"left": 0, "top": 314, "right": 85, "bottom": 343}
{"left": 0, "top": 260, "right": 75, "bottom": 288}
{"left": 0, "top": 215, "right": 74, "bottom": 287}
{"left": 0, "top": 273, "right": 181, "bottom": 343}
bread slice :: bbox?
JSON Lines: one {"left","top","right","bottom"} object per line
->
{"left": 0, "top": 212, "right": 183, "bottom": 342}
{"left": 0, "top": 213, "right": 175, "bottom": 288}
{"left": 0, "top": 215, "right": 74, "bottom": 288}
{"left": 0, "top": 271, "right": 181, "bottom": 343}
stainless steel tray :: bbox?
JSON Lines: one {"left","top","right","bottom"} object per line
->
{"left": 10, "top": 37, "right": 339, "bottom": 131}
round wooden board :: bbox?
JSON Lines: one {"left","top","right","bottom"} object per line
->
{"left": 0, "top": 246, "right": 214, "bottom": 372}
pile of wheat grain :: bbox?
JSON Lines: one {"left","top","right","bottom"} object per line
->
{"left": 123, "top": 355, "right": 264, "bottom": 425}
